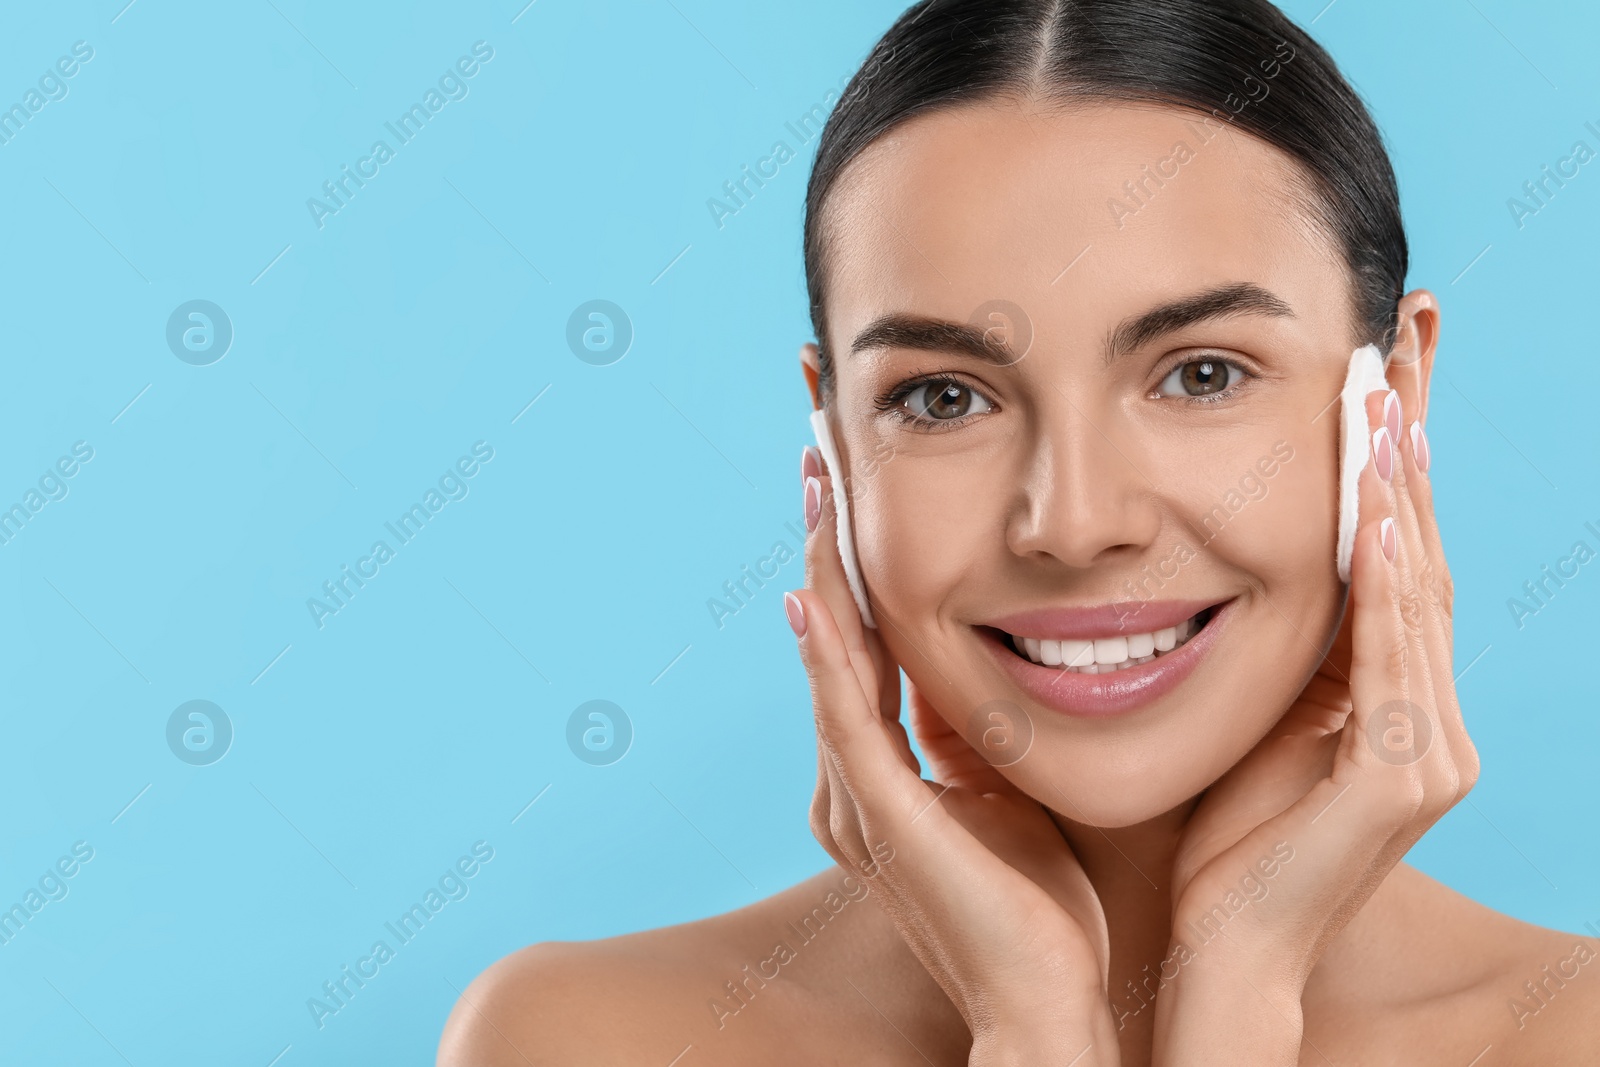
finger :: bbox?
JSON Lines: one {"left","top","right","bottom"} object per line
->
{"left": 805, "top": 439, "right": 906, "bottom": 743}
{"left": 804, "top": 472, "right": 881, "bottom": 715}
{"left": 1364, "top": 391, "right": 1436, "bottom": 705}
{"left": 1397, "top": 409, "right": 1453, "bottom": 637}
{"left": 788, "top": 587, "right": 929, "bottom": 828}
{"left": 792, "top": 586, "right": 891, "bottom": 875}
{"left": 809, "top": 709, "right": 835, "bottom": 858}
{"left": 1393, "top": 398, "right": 1467, "bottom": 756}
{"left": 813, "top": 714, "right": 861, "bottom": 873}
{"left": 1380, "top": 392, "right": 1469, "bottom": 781}
{"left": 805, "top": 471, "right": 920, "bottom": 773}
{"left": 1368, "top": 391, "right": 1471, "bottom": 797}
{"left": 1345, "top": 397, "right": 1420, "bottom": 772}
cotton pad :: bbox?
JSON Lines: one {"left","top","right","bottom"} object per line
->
{"left": 808, "top": 408, "right": 877, "bottom": 628}
{"left": 1336, "top": 343, "right": 1391, "bottom": 583}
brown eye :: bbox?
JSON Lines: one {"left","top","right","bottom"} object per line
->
{"left": 1156, "top": 358, "right": 1244, "bottom": 398}
{"left": 904, "top": 379, "right": 992, "bottom": 422}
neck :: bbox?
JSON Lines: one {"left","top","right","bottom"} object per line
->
{"left": 1048, "top": 797, "right": 1200, "bottom": 1049}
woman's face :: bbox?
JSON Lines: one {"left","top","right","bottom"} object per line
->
{"left": 812, "top": 98, "right": 1374, "bottom": 827}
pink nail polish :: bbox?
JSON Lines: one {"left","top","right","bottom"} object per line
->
{"left": 1380, "top": 517, "right": 1396, "bottom": 561}
{"left": 1372, "top": 427, "right": 1393, "bottom": 482}
{"left": 1409, "top": 421, "right": 1430, "bottom": 473}
{"left": 801, "top": 445, "right": 821, "bottom": 483}
{"left": 1383, "top": 390, "right": 1401, "bottom": 444}
{"left": 784, "top": 591, "right": 807, "bottom": 637}
{"left": 804, "top": 476, "right": 822, "bottom": 532}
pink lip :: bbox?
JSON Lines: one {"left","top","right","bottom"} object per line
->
{"left": 982, "top": 597, "right": 1237, "bottom": 718}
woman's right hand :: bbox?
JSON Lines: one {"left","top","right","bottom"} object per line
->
{"left": 788, "top": 452, "right": 1122, "bottom": 1066}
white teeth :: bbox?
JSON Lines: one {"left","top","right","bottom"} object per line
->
{"left": 1009, "top": 612, "right": 1208, "bottom": 673}
{"left": 1093, "top": 636, "right": 1128, "bottom": 665}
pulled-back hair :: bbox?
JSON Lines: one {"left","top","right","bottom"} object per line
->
{"left": 802, "top": 0, "right": 1406, "bottom": 400}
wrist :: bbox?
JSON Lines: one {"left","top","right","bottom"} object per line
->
{"left": 970, "top": 995, "right": 1122, "bottom": 1067}
{"left": 1151, "top": 970, "right": 1304, "bottom": 1066}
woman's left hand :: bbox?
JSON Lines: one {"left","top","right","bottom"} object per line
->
{"left": 1151, "top": 387, "right": 1480, "bottom": 1065}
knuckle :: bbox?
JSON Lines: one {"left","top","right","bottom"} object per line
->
{"left": 1388, "top": 770, "right": 1429, "bottom": 824}
{"left": 1385, "top": 639, "right": 1410, "bottom": 680}
{"left": 1457, "top": 743, "right": 1482, "bottom": 796}
{"left": 1365, "top": 770, "right": 1428, "bottom": 834}
{"left": 827, "top": 802, "right": 857, "bottom": 851}
{"left": 1423, "top": 762, "right": 1460, "bottom": 820}
{"left": 808, "top": 788, "right": 831, "bottom": 842}
{"left": 1420, "top": 558, "right": 1452, "bottom": 617}
{"left": 1398, "top": 587, "right": 1426, "bottom": 636}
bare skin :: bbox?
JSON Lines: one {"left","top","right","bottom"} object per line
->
{"left": 439, "top": 99, "right": 1599, "bottom": 1065}
{"left": 441, "top": 865, "right": 1594, "bottom": 1065}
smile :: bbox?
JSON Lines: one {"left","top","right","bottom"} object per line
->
{"left": 981, "top": 597, "right": 1235, "bottom": 718}
{"left": 1002, "top": 605, "right": 1216, "bottom": 673}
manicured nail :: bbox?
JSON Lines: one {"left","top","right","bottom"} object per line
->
{"left": 1372, "top": 427, "right": 1393, "bottom": 482}
{"left": 1380, "top": 517, "right": 1397, "bottom": 562}
{"left": 801, "top": 445, "right": 821, "bottom": 483}
{"left": 1383, "top": 389, "right": 1402, "bottom": 444}
{"left": 784, "top": 591, "right": 807, "bottom": 637}
{"left": 1408, "top": 421, "right": 1430, "bottom": 473}
{"left": 804, "top": 476, "right": 822, "bottom": 532}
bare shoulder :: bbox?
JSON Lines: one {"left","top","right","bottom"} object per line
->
{"left": 436, "top": 866, "right": 951, "bottom": 1067}
{"left": 436, "top": 934, "right": 704, "bottom": 1067}
{"left": 1307, "top": 863, "right": 1600, "bottom": 1065}
{"left": 1466, "top": 908, "right": 1600, "bottom": 1064}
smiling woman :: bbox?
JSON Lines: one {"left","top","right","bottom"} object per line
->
{"left": 438, "top": 1, "right": 1598, "bottom": 1064}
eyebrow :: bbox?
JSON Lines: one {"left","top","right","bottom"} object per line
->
{"left": 847, "top": 282, "right": 1294, "bottom": 367}
{"left": 1102, "top": 282, "right": 1294, "bottom": 366}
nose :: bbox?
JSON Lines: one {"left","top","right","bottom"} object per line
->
{"left": 1004, "top": 398, "right": 1163, "bottom": 570}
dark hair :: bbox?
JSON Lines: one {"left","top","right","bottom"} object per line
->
{"left": 802, "top": 0, "right": 1406, "bottom": 401}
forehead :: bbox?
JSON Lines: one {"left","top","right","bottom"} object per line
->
{"left": 819, "top": 97, "right": 1351, "bottom": 357}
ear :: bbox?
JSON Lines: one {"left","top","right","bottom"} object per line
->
{"left": 800, "top": 342, "right": 823, "bottom": 410}
{"left": 1385, "top": 289, "right": 1439, "bottom": 428}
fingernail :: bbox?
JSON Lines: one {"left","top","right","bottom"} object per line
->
{"left": 1380, "top": 517, "right": 1397, "bottom": 562}
{"left": 784, "top": 591, "right": 807, "bottom": 637}
{"left": 804, "top": 476, "right": 822, "bottom": 532}
{"left": 1383, "top": 389, "right": 1402, "bottom": 444}
{"left": 1409, "top": 421, "right": 1430, "bottom": 473}
{"left": 1372, "top": 427, "right": 1393, "bottom": 482}
{"left": 801, "top": 445, "right": 821, "bottom": 483}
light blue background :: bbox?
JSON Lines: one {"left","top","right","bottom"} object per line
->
{"left": 0, "top": 0, "right": 1596, "bottom": 1063}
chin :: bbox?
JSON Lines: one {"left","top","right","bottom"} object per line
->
{"left": 1001, "top": 740, "right": 1232, "bottom": 829}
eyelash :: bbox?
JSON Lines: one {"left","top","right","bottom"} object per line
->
{"left": 1153, "top": 356, "right": 1255, "bottom": 406}
{"left": 874, "top": 374, "right": 996, "bottom": 431}
{"left": 875, "top": 356, "right": 1256, "bottom": 429}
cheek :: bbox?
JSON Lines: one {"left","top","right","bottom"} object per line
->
{"left": 851, "top": 459, "right": 999, "bottom": 621}
{"left": 1156, "top": 428, "right": 1337, "bottom": 572}
{"left": 1189, "top": 429, "right": 1346, "bottom": 672}
{"left": 1221, "top": 433, "right": 1337, "bottom": 577}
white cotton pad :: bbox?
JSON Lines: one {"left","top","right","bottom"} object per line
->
{"left": 808, "top": 408, "right": 877, "bottom": 628}
{"left": 1336, "top": 343, "right": 1391, "bottom": 583}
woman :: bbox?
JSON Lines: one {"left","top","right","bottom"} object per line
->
{"left": 439, "top": 0, "right": 1598, "bottom": 1062}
